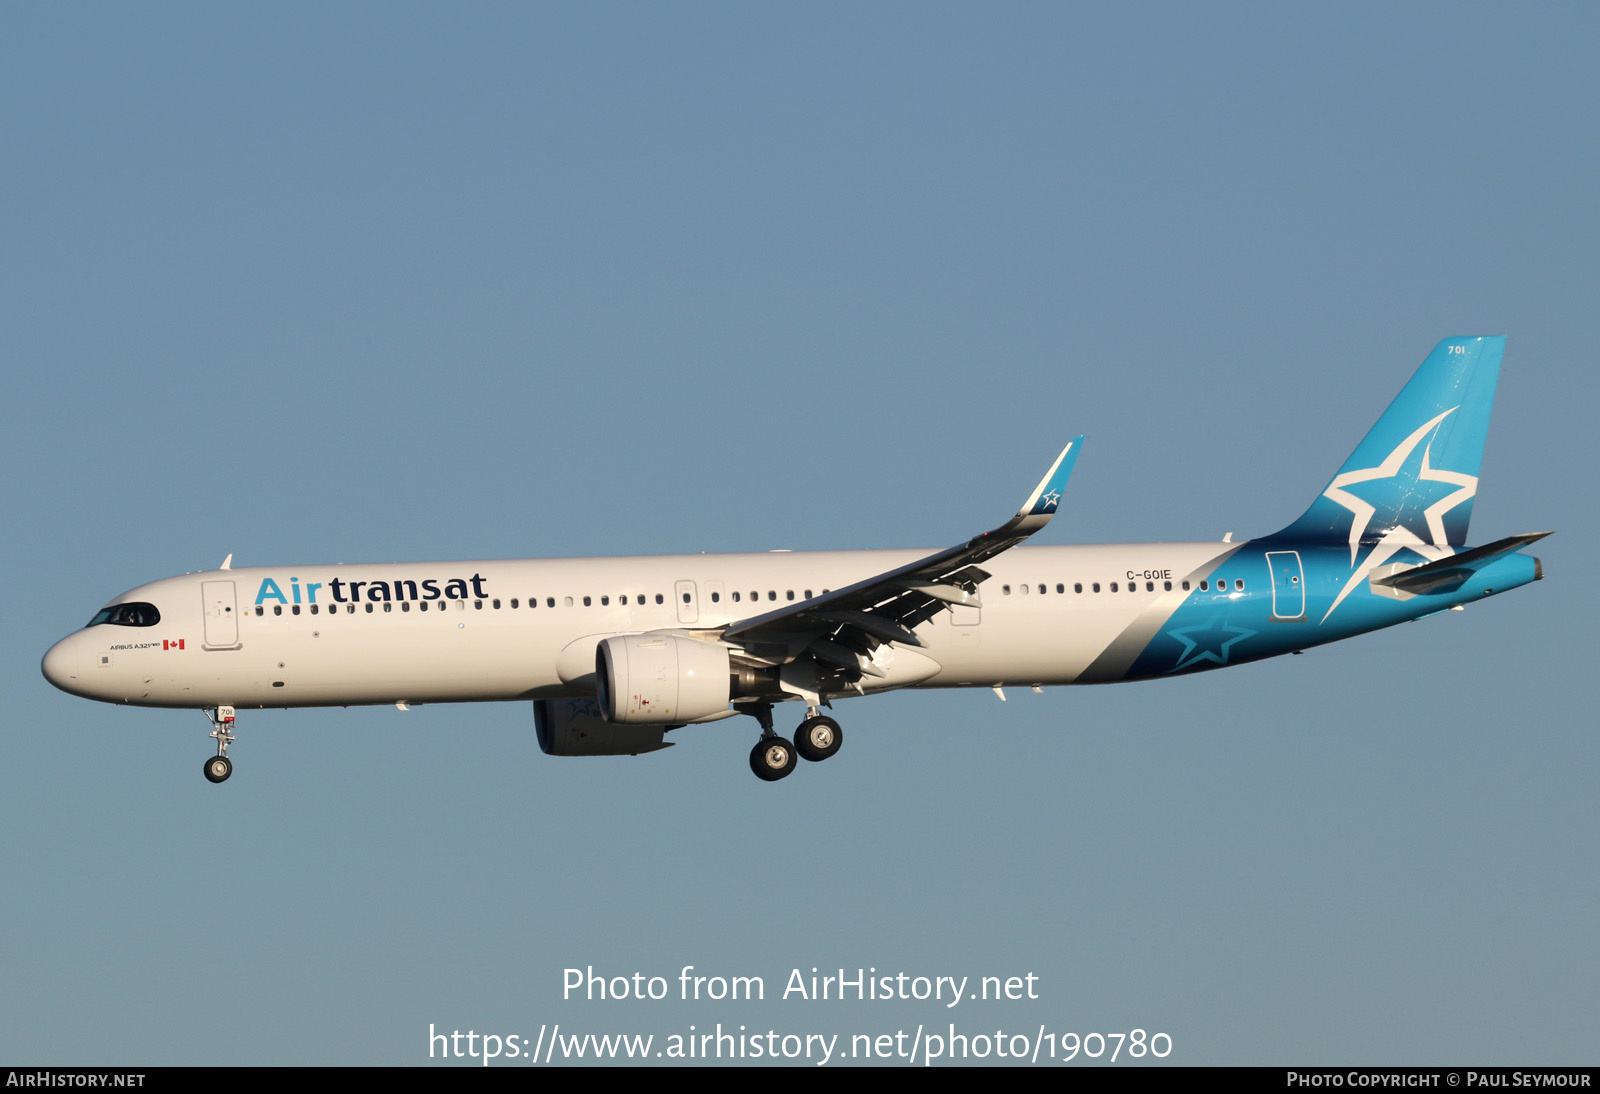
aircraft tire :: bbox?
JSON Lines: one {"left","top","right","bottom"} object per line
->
{"left": 203, "top": 755, "right": 233, "bottom": 784}
{"left": 794, "top": 715, "right": 842, "bottom": 762}
{"left": 749, "top": 737, "right": 797, "bottom": 781}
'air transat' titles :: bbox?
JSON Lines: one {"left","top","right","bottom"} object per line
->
{"left": 254, "top": 574, "right": 488, "bottom": 606}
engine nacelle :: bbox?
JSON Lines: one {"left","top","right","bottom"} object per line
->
{"left": 596, "top": 634, "right": 732, "bottom": 724}
{"left": 534, "top": 698, "right": 673, "bottom": 756}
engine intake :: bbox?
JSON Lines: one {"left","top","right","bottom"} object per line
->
{"left": 596, "top": 634, "right": 732, "bottom": 724}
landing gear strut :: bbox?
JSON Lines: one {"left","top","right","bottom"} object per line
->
{"left": 203, "top": 706, "right": 236, "bottom": 783}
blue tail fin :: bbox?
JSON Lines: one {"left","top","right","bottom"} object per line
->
{"left": 1270, "top": 336, "right": 1504, "bottom": 554}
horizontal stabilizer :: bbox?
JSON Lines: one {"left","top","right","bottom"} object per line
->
{"left": 1372, "top": 532, "right": 1551, "bottom": 595}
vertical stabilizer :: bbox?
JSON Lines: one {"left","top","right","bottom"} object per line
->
{"left": 1269, "top": 336, "right": 1504, "bottom": 555}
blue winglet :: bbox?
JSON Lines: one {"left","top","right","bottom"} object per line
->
{"left": 1020, "top": 436, "right": 1084, "bottom": 518}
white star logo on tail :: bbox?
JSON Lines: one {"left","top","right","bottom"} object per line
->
{"left": 1320, "top": 407, "right": 1477, "bottom": 622}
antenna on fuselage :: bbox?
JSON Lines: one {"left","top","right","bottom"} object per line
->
{"left": 220, "top": 553, "right": 233, "bottom": 570}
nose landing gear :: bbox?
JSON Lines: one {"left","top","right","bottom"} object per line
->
{"left": 202, "top": 706, "right": 236, "bottom": 783}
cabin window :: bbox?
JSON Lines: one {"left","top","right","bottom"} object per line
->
{"left": 1163, "top": 581, "right": 1171, "bottom": 591}
{"left": 1182, "top": 581, "right": 1190, "bottom": 590}
{"left": 1200, "top": 580, "right": 1209, "bottom": 591}
{"left": 1146, "top": 581, "right": 1154, "bottom": 592}
{"left": 1092, "top": 583, "right": 1101, "bottom": 593}
{"left": 600, "top": 596, "right": 609, "bottom": 606}
{"left": 655, "top": 594, "right": 664, "bottom": 604}
{"left": 1038, "top": 584, "right": 1046, "bottom": 595}
{"left": 511, "top": 598, "right": 519, "bottom": 608}
{"left": 1002, "top": 584, "right": 1011, "bottom": 595}
{"left": 274, "top": 605, "right": 283, "bottom": 616}
{"left": 733, "top": 591, "right": 741, "bottom": 602}
{"left": 1110, "top": 582, "right": 1118, "bottom": 592}
{"left": 582, "top": 596, "right": 591, "bottom": 607}
{"left": 711, "top": 592, "right": 720, "bottom": 603}
{"left": 786, "top": 590, "right": 795, "bottom": 601}
{"left": 401, "top": 602, "right": 410, "bottom": 612}
{"left": 805, "top": 589, "right": 813, "bottom": 598}
{"left": 383, "top": 602, "right": 392, "bottom": 612}
{"left": 1074, "top": 583, "right": 1082, "bottom": 593}
{"left": 683, "top": 592, "right": 692, "bottom": 604}
{"left": 551, "top": 598, "right": 559, "bottom": 608}
{"left": 768, "top": 591, "right": 777, "bottom": 601}
{"left": 1056, "top": 583, "right": 1064, "bottom": 594}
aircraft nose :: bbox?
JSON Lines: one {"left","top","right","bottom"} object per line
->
{"left": 41, "top": 637, "right": 81, "bottom": 693}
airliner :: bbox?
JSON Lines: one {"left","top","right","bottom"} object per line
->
{"left": 42, "top": 337, "right": 1547, "bottom": 783}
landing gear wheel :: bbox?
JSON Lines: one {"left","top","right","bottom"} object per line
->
{"left": 794, "top": 715, "right": 842, "bottom": 762}
{"left": 203, "top": 755, "right": 233, "bottom": 783}
{"left": 749, "top": 737, "right": 797, "bottom": 782}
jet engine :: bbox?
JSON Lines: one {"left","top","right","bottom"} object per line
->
{"left": 534, "top": 697, "right": 673, "bottom": 756}
{"left": 595, "top": 634, "right": 732, "bottom": 724}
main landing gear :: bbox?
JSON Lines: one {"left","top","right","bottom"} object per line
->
{"left": 740, "top": 702, "right": 844, "bottom": 782}
{"left": 795, "top": 712, "right": 842, "bottom": 762}
{"left": 203, "top": 706, "right": 236, "bottom": 784}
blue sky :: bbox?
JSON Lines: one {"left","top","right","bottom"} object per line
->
{"left": 2, "top": 3, "right": 1595, "bottom": 1065}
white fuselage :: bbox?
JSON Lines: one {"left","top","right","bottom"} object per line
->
{"left": 45, "top": 542, "right": 1243, "bottom": 710}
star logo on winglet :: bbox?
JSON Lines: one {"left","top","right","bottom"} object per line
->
{"left": 1039, "top": 490, "right": 1061, "bottom": 512}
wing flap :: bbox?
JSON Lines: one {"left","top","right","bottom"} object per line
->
{"left": 718, "top": 437, "right": 1085, "bottom": 695}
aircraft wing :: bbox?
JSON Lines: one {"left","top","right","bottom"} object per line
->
{"left": 718, "top": 437, "right": 1084, "bottom": 677}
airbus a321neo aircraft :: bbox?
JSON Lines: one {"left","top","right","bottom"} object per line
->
{"left": 43, "top": 337, "right": 1547, "bottom": 783}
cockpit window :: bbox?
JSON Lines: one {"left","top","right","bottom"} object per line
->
{"left": 87, "top": 602, "right": 161, "bottom": 628}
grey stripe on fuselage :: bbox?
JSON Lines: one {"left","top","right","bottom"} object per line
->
{"left": 1072, "top": 543, "right": 1244, "bottom": 683}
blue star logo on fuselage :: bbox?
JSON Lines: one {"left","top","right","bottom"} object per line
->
{"left": 1166, "top": 616, "right": 1258, "bottom": 673}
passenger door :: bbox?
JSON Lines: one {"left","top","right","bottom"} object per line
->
{"left": 201, "top": 580, "right": 241, "bottom": 648}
